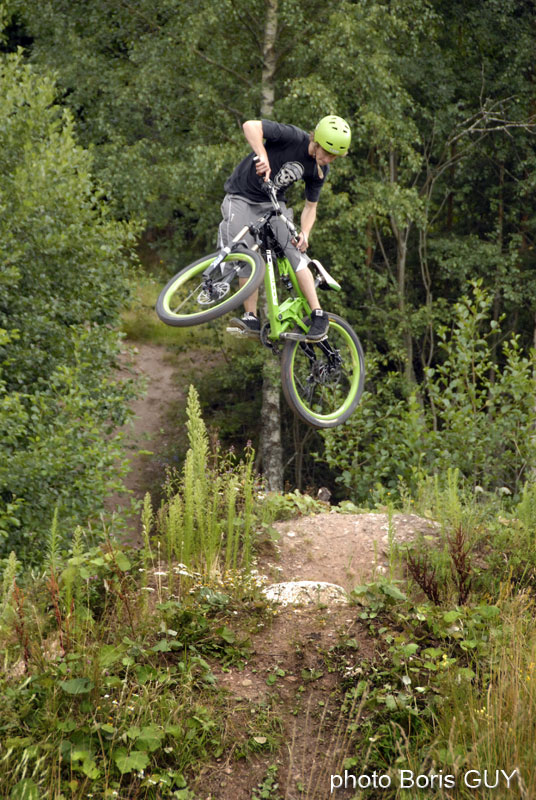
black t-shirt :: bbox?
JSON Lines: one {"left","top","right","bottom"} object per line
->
{"left": 224, "top": 120, "right": 328, "bottom": 203}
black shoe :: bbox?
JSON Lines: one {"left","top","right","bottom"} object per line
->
{"left": 305, "top": 309, "right": 329, "bottom": 341}
{"left": 227, "top": 312, "right": 261, "bottom": 337}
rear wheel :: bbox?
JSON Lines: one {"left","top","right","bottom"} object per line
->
{"left": 280, "top": 313, "right": 365, "bottom": 428}
{"left": 156, "top": 248, "right": 265, "bottom": 327}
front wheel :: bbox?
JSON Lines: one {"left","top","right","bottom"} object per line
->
{"left": 280, "top": 313, "right": 365, "bottom": 428}
{"left": 156, "top": 248, "right": 265, "bottom": 327}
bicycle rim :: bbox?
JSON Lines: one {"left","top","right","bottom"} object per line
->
{"left": 157, "top": 250, "right": 263, "bottom": 326}
{"left": 281, "top": 315, "right": 364, "bottom": 428}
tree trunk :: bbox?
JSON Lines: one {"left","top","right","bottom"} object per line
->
{"left": 259, "top": 0, "right": 283, "bottom": 492}
{"left": 389, "top": 149, "right": 415, "bottom": 384}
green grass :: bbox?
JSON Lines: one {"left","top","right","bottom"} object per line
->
{"left": 122, "top": 275, "right": 220, "bottom": 348}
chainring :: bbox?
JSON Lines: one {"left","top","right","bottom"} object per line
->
{"left": 260, "top": 322, "right": 280, "bottom": 354}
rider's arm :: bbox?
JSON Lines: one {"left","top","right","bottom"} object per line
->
{"left": 297, "top": 200, "right": 318, "bottom": 251}
{"left": 242, "top": 120, "right": 270, "bottom": 179}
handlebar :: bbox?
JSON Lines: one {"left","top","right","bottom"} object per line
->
{"left": 252, "top": 156, "right": 300, "bottom": 242}
{"left": 260, "top": 179, "right": 280, "bottom": 206}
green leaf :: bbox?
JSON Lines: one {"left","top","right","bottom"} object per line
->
{"left": 71, "top": 749, "right": 91, "bottom": 762}
{"left": 457, "top": 667, "right": 476, "bottom": 680}
{"left": 80, "top": 757, "right": 100, "bottom": 779}
{"left": 151, "top": 639, "right": 181, "bottom": 652}
{"left": 136, "top": 725, "right": 165, "bottom": 752}
{"left": 216, "top": 625, "right": 236, "bottom": 644}
{"left": 165, "top": 725, "right": 183, "bottom": 739}
{"left": 5, "top": 737, "right": 33, "bottom": 748}
{"left": 99, "top": 723, "right": 116, "bottom": 735}
{"left": 10, "top": 780, "right": 39, "bottom": 800}
{"left": 381, "top": 584, "right": 407, "bottom": 601}
{"left": 59, "top": 678, "right": 94, "bottom": 695}
{"left": 114, "top": 749, "right": 150, "bottom": 775}
{"left": 113, "top": 551, "right": 131, "bottom": 571}
{"left": 475, "top": 604, "right": 500, "bottom": 619}
{"left": 385, "top": 694, "right": 397, "bottom": 711}
{"left": 98, "top": 644, "right": 125, "bottom": 668}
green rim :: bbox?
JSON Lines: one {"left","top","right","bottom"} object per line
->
{"left": 161, "top": 252, "right": 260, "bottom": 320}
{"left": 288, "top": 320, "right": 362, "bottom": 421}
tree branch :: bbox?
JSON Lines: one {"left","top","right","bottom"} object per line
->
{"left": 193, "top": 48, "right": 254, "bottom": 89}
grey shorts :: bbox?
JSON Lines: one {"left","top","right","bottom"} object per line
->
{"left": 217, "top": 194, "right": 307, "bottom": 276}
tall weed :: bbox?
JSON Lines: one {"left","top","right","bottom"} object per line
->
{"left": 428, "top": 592, "right": 536, "bottom": 799}
{"left": 156, "top": 385, "right": 258, "bottom": 582}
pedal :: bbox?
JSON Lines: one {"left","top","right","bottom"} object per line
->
{"left": 279, "top": 329, "right": 327, "bottom": 343}
{"left": 225, "top": 326, "right": 259, "bottom": 339}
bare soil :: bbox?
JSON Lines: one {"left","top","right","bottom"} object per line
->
{"left": 115, "top": 342, "right": 438, "bottom": 800}
{"left": 107, "top": 341, "right": 223, "bottom": 538}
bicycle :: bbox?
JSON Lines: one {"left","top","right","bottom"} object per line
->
{"left": 155, "top": 179, "right": 365, "bottom": 428}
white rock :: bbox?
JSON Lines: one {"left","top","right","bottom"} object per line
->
{"left": 262, "top": 580, "right": 348, "bottom": 607}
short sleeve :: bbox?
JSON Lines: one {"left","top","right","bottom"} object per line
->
{"left": 261, "top": 120, "right": 301, "bottom": 144}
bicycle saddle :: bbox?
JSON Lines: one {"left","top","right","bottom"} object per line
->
{"left": 309, "top": 259, "right": 341, "bottom": 292}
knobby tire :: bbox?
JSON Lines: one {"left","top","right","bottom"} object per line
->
{"left": 280, "top": 313, "right": 365, "bottom": 428}
{"left": 156, "top": 248, "right": 265, "bottom": 327}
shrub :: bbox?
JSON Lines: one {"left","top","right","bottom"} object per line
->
{"left": 322, "top": 282, "right": 536, "bottom": 504}
{"left": 0, "top": 52, "right": 139, "bottom": 564}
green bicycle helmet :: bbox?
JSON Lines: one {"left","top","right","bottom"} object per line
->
{"left": 314, "top": 115, "right": 351, "bottom": 155}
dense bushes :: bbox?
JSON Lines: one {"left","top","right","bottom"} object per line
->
{"left": 0, "top": 53, "right": 139, "bottom": 564}
{"left": 323, "top": 283, "right": 536, "bottom": 504}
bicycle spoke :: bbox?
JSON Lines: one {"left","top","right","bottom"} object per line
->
{"left": 282, "top": 316, "right": 364, "bottom": 427}
{"left": 169, "top": 281, "right": 205, "bottom": 314}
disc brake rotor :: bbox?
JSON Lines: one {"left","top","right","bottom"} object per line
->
{"left": 311, "top": 358, "right": 342, "bottom": 385}
{"left": 197, "top": 281, "right": 230, "bottom": 305}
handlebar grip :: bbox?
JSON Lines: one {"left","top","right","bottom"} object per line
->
{"left": 253, "top": 157, "right": 269, "bottom": 180}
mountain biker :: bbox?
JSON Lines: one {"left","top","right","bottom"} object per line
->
{"left": 220, "top": 115, "right": 351, "bottom": 341}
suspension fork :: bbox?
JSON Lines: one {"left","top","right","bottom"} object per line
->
{"left": 299, "top": 337, "right": 342, "bottom": 369}
{"left": 201, "top": 223, "right": 253, "bottom": 279}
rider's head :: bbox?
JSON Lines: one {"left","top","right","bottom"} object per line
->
{"left": 313, "top": 115, "right": 351, "bottom": 156}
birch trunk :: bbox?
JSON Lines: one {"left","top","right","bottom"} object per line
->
{"left": 259, "top": 0, "right": 283, "bottom": 492}
{"left": 389, "top": 150, "right": 415, "bottom": 384}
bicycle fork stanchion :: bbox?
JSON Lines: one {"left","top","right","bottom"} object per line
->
{"left": 202, "top": 224, "right": 251, "bottom": 278}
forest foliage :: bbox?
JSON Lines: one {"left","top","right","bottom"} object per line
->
{"left": 1, "top": 0, "right": 536, "bottom": 559}
{"left": 0, "top": 49, "right": 139, "bottom": 563}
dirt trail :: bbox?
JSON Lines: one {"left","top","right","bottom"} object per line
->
{"left": 116, "top": 342, "right": 438, "bottom": 800}
{"left": 106, "top": 342, "right": 184, "bottom": 537}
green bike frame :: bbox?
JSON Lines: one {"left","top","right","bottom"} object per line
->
{"left": 262, "top": 249, "right": 318, "bottom": 341}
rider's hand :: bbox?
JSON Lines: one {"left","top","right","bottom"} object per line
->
{"left": 296, "top": 231, "right": 309, "bottom": 252}
{"left": 253, "top": 154, "right": 271, "bottom": 181}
